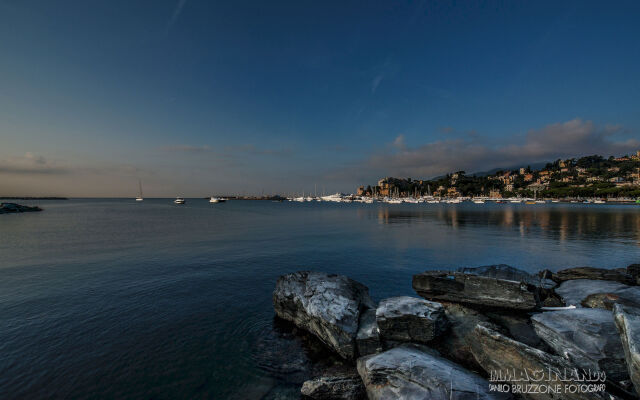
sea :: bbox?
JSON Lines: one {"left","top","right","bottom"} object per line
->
{"left": 1, "top": 198, "right": 639, "bottom": 399}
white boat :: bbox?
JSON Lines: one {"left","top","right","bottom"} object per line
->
{"left": 209, "top": 197, "right": 226, "bottom": 203}
{"left": 535, "top": 200, "right": 546, "bottom": 204}
{"left": 594, "top": 199, "right": 606, "bottom": 204}
{"left": 473, "top": 199, "right": 485, "bottom": 204}
{"left": 136, "top": 180, "right": 144, "bottom": 201}
{"left": 174, "top": 197, "right": 185, "bottom": 204}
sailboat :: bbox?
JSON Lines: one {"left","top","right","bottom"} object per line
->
{"left": 136, "top": 180, "right": 144, "bottom": 201}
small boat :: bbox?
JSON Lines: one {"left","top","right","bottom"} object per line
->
{"left": 594, "top": 199, "right": 605, "bottom": 204}
{"left": 525, "top": 201, "right": 536, "bottom": 205}
{"left": 535, "top": 200, "right": 546, "bottom": 204}
{"left": 209, "top": 197, "right": 226, "bottom": 203}
{"left": 174, "top": 197, "right": 185, "bottom": 204}
{"left": 551, "top": 200, "right": 560, "bottom": 203}
{"left": 136, "top": 180, "right": 144, "bottom": 201}
{"left": 473, "top": 199, "right": 485, "bottom": 204}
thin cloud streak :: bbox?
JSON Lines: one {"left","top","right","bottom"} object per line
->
{"left": 165, "top": 0, "right": 187, "bottom": 34}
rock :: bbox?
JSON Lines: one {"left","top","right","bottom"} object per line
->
{"left": 460, "top": 264, "right": 554, "bottom": 288}
{"left": 375, "top": 296, "right": 448, "bottom": 344}
{"left": 582, "top": 292, "right": 640, "bottom": 310}
{"left": 273, "top": 271, "right": 374, "bottom": 360}
{"left": 300, "top": 373, "right": 365, "bottom": 400}
{"left": 432, "top": 302, "right": 495, "bottom": 370}
{"left": 556, "top": 279, "right": 640, "bottom": 309}
{"left": 531, "top": 309, "right": 628, "bottom": 382}
{"left": 614, "top": 304, "right": 640, "bottom": 396}
{"left": 0, "top": 202, "right": 42, "bottom": 214}
{"left": 553, "top": 267, "right": 635, "bottom": 285}
{"left": 356, "top": 309, "right": 382, "bottom": 356}
{"left": 485, "top": 312, "right": 546, "bottom": 349}
{"left": 627, "top": 264, "right": 640, "bottom": 285}
{"left": 412, "top": 270, "right": 538, "bottom": 310}
{"left": 470, "top": 323, "right": 612, "bottom": 400}
{"left": 357, "top": 344, "right": 510, "bottom": 400}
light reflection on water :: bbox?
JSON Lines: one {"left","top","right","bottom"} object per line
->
{"left": 0, "top": 199, "right": 638, "bottom": 399}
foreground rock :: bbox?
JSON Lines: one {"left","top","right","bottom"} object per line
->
{"left": 553, "top": 267, "right": 635, "bottom": 285}
{"left": 0, "top": 202, "right": 42, "bottom": 214}
{"left": 614, "top": 304, "right": 640, "bottom": 396}
{"left": 470, "top": 323, "right": 611, "bottom": 399}
{"left": 556, "top": 279, "right": 640, "bottom": 309}
{"left": 357, "top": 344, "right": 510, "bottom": 400}
{"left": 413, "top": 270, "right": 538, "bottom": 310}
{"left": 355, "top": 309, "right": 382, "bottom": 356}
{"left": 273, "top": 271, "right": 374, "bottom": 360}
{"left": 301, "top": 373, "right": 365, "bottom": 400}
{"left": 531, "top": 308, "right": 628, "bottom": 382}
{"left": 375, "top": 296, "right": 448, "bottom": 344}
{"left": 432, "top": 302, "right": 495, "bottom": 369}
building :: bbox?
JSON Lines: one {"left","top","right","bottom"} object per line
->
{"left": 524, "top": 173, "right": 534, "bottom": 182}
{"left": 519, "top": 167, "right": 525, "bottom": 175}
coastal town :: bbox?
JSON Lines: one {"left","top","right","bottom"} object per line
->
{"left": 354, "top": 151, "right": 640, "bottom": 203}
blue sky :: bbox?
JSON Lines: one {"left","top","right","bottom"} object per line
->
{"left": 1, "top": 0, "right": 639, "bottom": 196}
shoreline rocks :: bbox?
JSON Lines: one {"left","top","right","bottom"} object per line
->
{"left": 272, "top": 265, "right": 638, "bottom": 399}
{"left": 273, "top": 271, "right": 374, "bottom": 360}
{"left": 0, "top": 202, "right": 42, "bottom": 214}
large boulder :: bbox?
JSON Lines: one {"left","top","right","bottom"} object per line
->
{"left": 413, "top": 270, "right": 538, "bottom": 310}
{"left": 356, "top": 309, "right": 382, "bottom": 356}
{"left": 552, "top": 267, "right": 635, "bottom": 285}
{"left": 357, "top": 344, "right": 510, "bottom": 400}
{"left": 273, "top": 272, "right": 374, "bottom": 360}
{"left": 470, "top": 323, "right": 612, "bottom": 400}
{"left": 375, "top": 296, "right": 448, "bottom": 344}
{"left": 555, "top": 279, "right": 640, "bottom": 309}
{"left": 531, "top": 309, "right": 628, "bottom": 382}
{"left": 614, "top": 304, "right": 640, "bottom": 396}
{"left": 485, "top": 312, "right": 546, "bottom": 348}
{"left": 300, "top": 373, "right": 365, "bottom": 400}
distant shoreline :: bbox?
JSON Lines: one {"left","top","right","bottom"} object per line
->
{"left": 0, "top": 197, "right": 68, "bottom": 200}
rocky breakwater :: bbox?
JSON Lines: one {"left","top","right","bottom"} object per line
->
{"left": 0, "top": 202, "right": 42, "bottom": 214}
{"left": 273, "top": 264, "right": 640, "bottom": 399}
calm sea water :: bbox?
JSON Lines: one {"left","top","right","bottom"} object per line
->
{"left": 1, "top": 199, "right": 639, "bottom": 399}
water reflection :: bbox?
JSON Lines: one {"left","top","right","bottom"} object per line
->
{"left": 368, "top": 204, "right": 640, "bottom": 245}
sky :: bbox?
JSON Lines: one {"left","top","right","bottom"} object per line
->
{"left": 1, "top": 0, "right": 639, "bottom": 197}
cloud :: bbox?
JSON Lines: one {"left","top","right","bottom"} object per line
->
{"left": 0, "top": 153, "right": 67, "bottom": 174}
{"left": 162, "top": 144, "right": 212, "bottom": 153}
{"left": 166, "top": 0, "right": 187, "bottom": 34}
{"left": 371, "top": 74, "right": 384, "bottom": 93}
{"left": 338, "top": 119, "right": 640, "bottom": 181}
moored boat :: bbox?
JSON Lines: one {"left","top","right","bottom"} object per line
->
{"left": 174, "top": 197, "right": 185, "bottom": 204}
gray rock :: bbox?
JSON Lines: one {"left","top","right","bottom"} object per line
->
{"left": 413, "top": 270, "right": 538, "bottom": 310}
{"left": 356, "top": 309, "right": 382, "bottom": 356}
{"left": 375, "top": 296, "right": 448, "bottom": 344}
{"left": 553, "top": 267, "right": 635, "bottom": 285}
{"left": 300, "top": 373, "right": 365, "bottom": 400}
{"left": 531, "top": 309, "right": 628, "bottom": 382}
{"left": 485, "top": 312, "right": 545, "bottom": 348}
{"left": 614, "top": 304, "right": 640, "bottom": 396}
{"left": 433, "top": 302, "right": 495, "bottom": 369}
{"left": 357, "top": 344, "right": 510, "bottom": 400}
{"left": 556, "top": 279, "right": 640, "bottom": 309}
{"left": 470, "top": 323, "right": 612, "bottom": 400}
{"left": 273, "top": 271, "right": 374, "bottom": 360}
{"left": 0, "top": 202, "right": 42, "bottom": 214}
